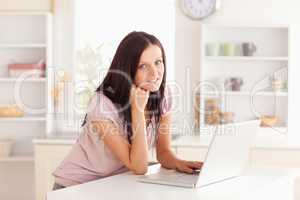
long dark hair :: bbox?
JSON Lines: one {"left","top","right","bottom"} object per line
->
{"left": 82, "top": 31, "right": 167, "bottom": 143}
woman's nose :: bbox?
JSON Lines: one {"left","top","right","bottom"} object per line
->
{"left": 149, "top": 65, "right": 158, "bottom": 78}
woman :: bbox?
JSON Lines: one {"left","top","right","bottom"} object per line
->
{"left": 52, "top": 31, "right": 202, "bottom": 190}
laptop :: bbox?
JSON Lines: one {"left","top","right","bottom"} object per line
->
{"left": 138, "top": 120, "right": 261, "bottom": 188}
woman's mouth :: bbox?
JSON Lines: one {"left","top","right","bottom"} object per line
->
{"left": 147, "top": 79, "right": 159, "bottom": 84}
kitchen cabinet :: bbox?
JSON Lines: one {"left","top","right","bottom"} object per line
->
{"left": 34, "top": 142, "right": 72, "bottom": 200}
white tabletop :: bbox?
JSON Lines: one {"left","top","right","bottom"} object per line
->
{"left": 47, "top": 164, "right": 300, "bottom": 200}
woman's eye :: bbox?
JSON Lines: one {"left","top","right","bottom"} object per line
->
{"left": 155, "top": 60, "right": 162, "bottom": 65}
{"left": 139, "top": 64, "right": 147, "bottom": 69}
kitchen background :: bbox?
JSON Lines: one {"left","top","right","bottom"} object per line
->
{"left": 0, "top": 0, "right": 300, "bottom": 200}
{"left": 47, "top": 0, "right": 300, "bottom": 139}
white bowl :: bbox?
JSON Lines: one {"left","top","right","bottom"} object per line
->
{"left": 0, "top": 139, "right": 14, "bottom": 157}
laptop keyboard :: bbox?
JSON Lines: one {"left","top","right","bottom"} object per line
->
{"left": 144, "top": 170, "right": 199, "bottom": 184}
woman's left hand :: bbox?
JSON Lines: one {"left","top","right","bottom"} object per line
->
{"left": 174, "top": 159, "right": 203, "bottom": 174}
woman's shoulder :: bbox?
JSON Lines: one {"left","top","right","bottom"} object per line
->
{"left": 87, "top": 91, "right": 116, "bottom": 110}
{"left": 86, "top": 91, "right": 120, "bottom": 122}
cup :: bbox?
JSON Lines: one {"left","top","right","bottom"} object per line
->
{"left": 204, "top": 98, "right": 221, "bottom": 125}
{"left": 235, "top": 44, "right": 243, "bottom": 56}
{"left": 206, "top": 43, "right": 220, "bottom": 56}
{"left": 222, "top": 43, "right": 235, "bottom": 56}
{"left": 225, "top": 77, "right": 244, "bottom": 91}
{"left": 242, "top": 42, "right": 257, "bottom": 56}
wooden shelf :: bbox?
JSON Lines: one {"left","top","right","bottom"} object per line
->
{"left": 201, "top": 90, "right": 288, "bottom": 97}
{"left": 0, "top": 77, "right": 46, "bottom": 82}
{"left": 0, "top": 156, "right": 34, "bottom": 162}
{"left": 0, "top": 43, "right": 46, "bottom": 48}
{"left": 205, "top": 56, "right": 288, "bottom": 61}
{"left": 0, "top": 11, "right": 51, "bottom": 16}
{"left": 0, "top": 115, "right": 46, "bottom": 122}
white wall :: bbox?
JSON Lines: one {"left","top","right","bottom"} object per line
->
{"left": 174, "top": 0, "right": 300, "bottom": 142}
{"left": 3, "top": 0, "right": 298, "bottom": 140}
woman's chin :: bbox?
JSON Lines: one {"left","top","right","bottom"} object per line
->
{"left": 141, "top": 84, "right": 160, "bottom": 92}
{"left": 148, "top": 85, "right": 160, "bottom": 92}
{"left": 150, "top": 88, "right": 159, "bottom": 92}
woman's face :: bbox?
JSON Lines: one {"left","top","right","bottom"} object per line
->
{"left": 134, "top": 44, "right": 165, "bottom": 92}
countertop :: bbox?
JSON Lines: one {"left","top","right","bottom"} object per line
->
{"left": 47, "top": 164, "right": 300, "bottom": 200}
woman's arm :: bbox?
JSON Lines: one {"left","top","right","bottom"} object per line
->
{"left": 129, "top": 103, "right": 149, "bottom": 173}
{"left": 90, "top": 86, "right": 149, "bottom": 175}
{"left": 156, "top": 114, "right": 203, "bottom": 174}
{"left": 155, "top": 114, "right": 177, "bottom": 169}
{"left": 91, "top": 118, "right": 148, "bottom": 174}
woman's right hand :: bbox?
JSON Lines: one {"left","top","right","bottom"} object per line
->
{"left": 130, "top": 85, "right": 149, "bottom": 113}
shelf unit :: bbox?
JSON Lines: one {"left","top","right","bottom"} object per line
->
{"left": 0, "top": 77, "right": 46, "bottom": 82}
{"left": 198, "top": 24, "right": 289, "bottom": 132}
{"left": 201, "top": 90, "right": 288, "bottom": 97}
{"left": 0, "top": 11, "right": 53, "bottom": 162}
{"left": 205, "top": 56, "right": 288, "bottom": 61}
{"left": 0, "top": 115, "right": 47, "bottom": 122}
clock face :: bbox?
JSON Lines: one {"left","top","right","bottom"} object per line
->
{"left": 182, "top": 0, "right": 217, "bottom": 20}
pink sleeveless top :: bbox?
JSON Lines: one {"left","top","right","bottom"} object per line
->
{"left": 53, "top": 88, "right": 172, "bottom": 187}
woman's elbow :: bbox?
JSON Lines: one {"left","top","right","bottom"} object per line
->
{"left": 131, "top": 166, "right": 148, "bottom": 175}
{"left": 133, "top": 169, "right": 147, "bottom": 175}
{"left": 127, "top": 157, "right": 148, "bottom": 175}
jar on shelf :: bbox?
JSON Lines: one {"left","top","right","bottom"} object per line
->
{"left": 204, "top": 98, "right": 221, "bottom": 125}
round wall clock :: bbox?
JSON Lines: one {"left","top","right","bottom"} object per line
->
{"left": 181, "top": 0, "right": 221, "bottom": 20}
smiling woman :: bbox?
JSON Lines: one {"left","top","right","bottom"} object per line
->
{"left": 52, "top": 31, "right": 202, "bottom": 190}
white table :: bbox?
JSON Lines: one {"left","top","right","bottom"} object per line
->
{"left": 47, "top": 164, "right": 300, "bottom": 200}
